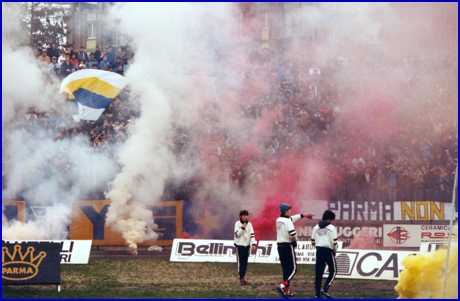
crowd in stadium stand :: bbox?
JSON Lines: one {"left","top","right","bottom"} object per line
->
{"left": 9, "top": 42, "right": 457, "bottom": 204}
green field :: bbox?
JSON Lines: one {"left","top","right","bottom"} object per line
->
{"left": 2, "top": 259, "right": 399, "bottom": 299}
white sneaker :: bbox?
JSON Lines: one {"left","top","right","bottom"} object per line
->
{"left": 321, "top": 290, "right": 332, "bottom": 299}
{"left": 277, "top": 284, "right": 288, "bottom": 299}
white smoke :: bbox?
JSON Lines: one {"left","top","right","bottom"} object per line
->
{"left": 2, "top": 203, "right": 71, "bottom": 240}
{"left": 104, "top": 3, "right": 237, "bottom": 253}
{"left": 2, "top": 3, "right": 118, "bottom": 240}
{"left": 2, "top": 219, "right": 48, "bottom": 240}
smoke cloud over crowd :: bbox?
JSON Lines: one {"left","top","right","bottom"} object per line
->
{"left": 2, "top": 1, "right": 457, "bottom": 269}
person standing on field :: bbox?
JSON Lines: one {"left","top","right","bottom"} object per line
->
{"left": 234, "top": 209, "right": 257, "bottom": 285}
{"left": 276, "top": 203, "right": 313, "bottom": 298}
{"left": 311, "top": 210, "right": 338, "bottom": 299}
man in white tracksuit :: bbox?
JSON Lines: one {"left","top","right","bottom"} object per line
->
{"left": 311, "top": 210, "right": 338, "bottom": 299}
{"left": 234, "top": 210, "right": 257, "bottom": 285}
{"left": 276, "top": 203, "right": 313, "bottom": 298}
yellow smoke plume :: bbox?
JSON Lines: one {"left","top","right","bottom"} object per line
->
{"left": 395, "top": 224, "right": 458, "bottom": 299}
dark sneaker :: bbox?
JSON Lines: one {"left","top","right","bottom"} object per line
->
{"left": 286, "top": 291, "right": 294, "bottom": 297}
{"left": 321, "top": 290, "right": 332, "bottom": 299}
{"left": 277, "top": 285, "right": 289, "bottom": 299}
{"left": 240, "top": 279, "right": 250, "bottom": 285}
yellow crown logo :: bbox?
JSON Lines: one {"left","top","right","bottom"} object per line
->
{"left": 2, "top": 244, "right": 47, "bottom": 281}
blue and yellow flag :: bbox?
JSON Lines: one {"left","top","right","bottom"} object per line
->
{"left": 59, "top": 70, "right": 128, "bottom": 121}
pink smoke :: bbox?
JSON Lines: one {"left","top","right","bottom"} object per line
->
{"left": 251, "top": 195, "right": 298, "bottom": 241}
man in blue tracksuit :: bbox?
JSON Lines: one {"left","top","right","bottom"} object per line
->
{"left": 311, "top": 210, "right": 338, "bottom": 299}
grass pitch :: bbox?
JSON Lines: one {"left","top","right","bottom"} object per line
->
{"left": 2, "top": 259, "right": 399, "bottom": 299}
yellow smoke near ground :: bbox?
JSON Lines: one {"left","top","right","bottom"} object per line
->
{"left": 395, "top": 224, "right": 458, "bottom": 299}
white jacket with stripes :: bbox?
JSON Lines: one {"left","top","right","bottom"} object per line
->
{"left": 234, "top": 220, "right": 257, "bottom": 247}
{"left": 276, "top": 214, "right": 302, "bottom": 244}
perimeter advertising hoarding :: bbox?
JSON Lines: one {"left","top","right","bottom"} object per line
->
{"left": 383, "top": 224, "right": 458, "bottom": 247}
{"left": 296, "top": 224, "right": 385, "bottom": 247}
{"left": 170, "top": 239, "right": 413, "bottom": 280}
{"left": 170, "top": 239, "right": 334, "bottom": 264}
{"left": 3, "top": 240, "right": 92, "bottom": 264}
{"left": 301, "top": 200, "right": 455, "bottom": 222}
{"left": 330, "top": 249, "right": 417, "bottom": 280}
{"left": 2, "top": 241, "right": 60, "bottom": 285}
{"left": 297, "top": 200, "right": 455, "bottom": 248}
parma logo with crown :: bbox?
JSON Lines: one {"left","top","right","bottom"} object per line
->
{"left": 2, "top": 244, "right": 47, "bottom": 281}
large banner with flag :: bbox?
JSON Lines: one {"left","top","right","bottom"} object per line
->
{"left": 59, "top": 69, "right": 128, "bottom": 121}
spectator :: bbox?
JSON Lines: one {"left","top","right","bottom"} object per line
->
{"left": 435, "top": 167, "right": 451, "bottom": 202}
{"left": 73, "top": 62, "right": 80, "bottom": 71}
{"left": 69, "top": 52, "right": 79, "bottom": 66}
{"left": 47, "top": 42, "right": 60, "bottom": 61}
{"left": 442, "top": 149, "right": 454, "bottom": 165}
{"left": 33, "top": 40, "right": 44, "bottom": 57}
{"left": 124, "top": 45, "right": 135, "bottom": 62}
{"left": 86, "top": 52, "right": 99, "bottom": 69}
{"left": 363, "top": 167, "right": 373, "bottom": 201}
{"left": 58, "top": 50, "right": 67, "bottom": 65}
{"left": 99, "top": 56, "right": 111, "bottom": 70}
{"left": 114, "top": 64, "right": 124, "bottom": 76}
{"left": 445, "top": 161, "right": 454, "bottom": 175}
{"left": 64, "top": 45, "right": 73, "bottom": 56}
{"left": 105, "top": 45, "right": 115, "bottom": 64}
{"left": 94, "top": 45, "right": 103, "bottom": 63}
{"left": 412, "top": 168, "right": 424, "bottom": 201}
{"left": 398, "top": 168, "right": 412, "bottom": 201}
{"left": 423, "top": 165, "right": 437, "bottom": 201}
{"left": 77, "top": 46, "right": 89, "bottom": 62}
{"left": 353, "top": 157, "right": 365, "bottom": 170}
{"left": 419, "top": 137, "right": 433, "bottom": 158}
{"left": 354, "top": 166, "right": 366, "bottom": 202}
{"left": 115, "top": 47, "right": 124, "bottom": 61}
{"left": 318, "top": 100, "right": 332, "bottom": 124}
{"left": 115, "top": 111, "right": 125, "bottom": 123}
{"left": 37, "top": 48, "right": 51, "bottom": 66}
{"left": 386, "top": 165, "right": 399, "bottom": 202}
{"left": 372, "top": 168, "right": 387, "bottom": 202}
{"left": 48, "top": 57, "right": 60, "bottom": 74}
{"left": 112, "top": 57, "right": 124, "bottom": 71}
{"left": 53, "top": 67, "right": 63, "bottom": 79}
{"left": 431, "top": 153, "right": 443, "bottom": 167}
